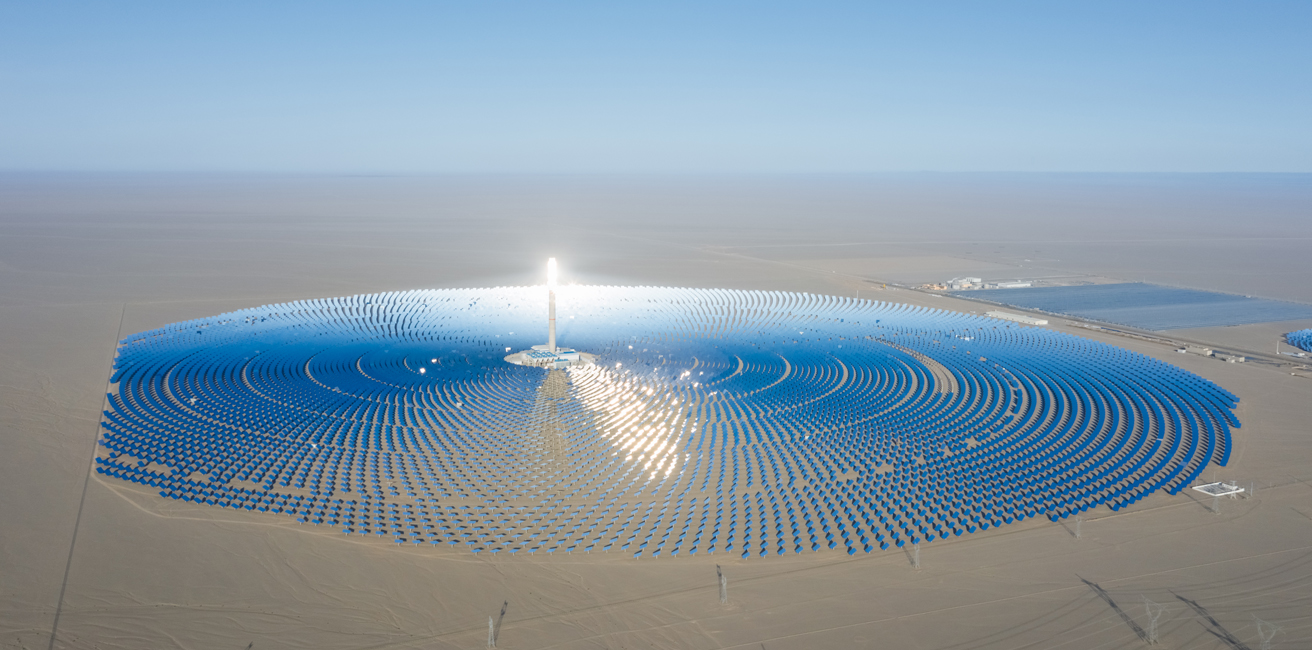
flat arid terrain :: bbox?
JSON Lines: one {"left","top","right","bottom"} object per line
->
{"left": 2, "top": 173, "right": 1310, "bottom": 649}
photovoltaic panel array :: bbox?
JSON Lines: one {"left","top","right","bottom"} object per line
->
{"left": 96, "top": 286, "right": 1240, "bottom": 558}
{"left": 957, "top": 283, "right": 1312, "bottom": 331}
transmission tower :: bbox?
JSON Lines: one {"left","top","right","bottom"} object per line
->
{"left": 1143, "top": 597, "right": 1165, "bottom": 645}
{"left": 1254, "top": 616, "right": 1281, "bottom": 650}
{"left": 717, "top": 564, "right": 728, "bottom": 604}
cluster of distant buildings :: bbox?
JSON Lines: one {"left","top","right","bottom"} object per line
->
{"left": 921, "top": 277, "right": 1033, "bottom": 291}
{"left": 1175, "top": 346, "right": 1247, "bottom": 363}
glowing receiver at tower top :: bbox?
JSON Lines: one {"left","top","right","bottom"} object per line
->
{"left": 504, "top": 258, "right": 596, "bottom": 369}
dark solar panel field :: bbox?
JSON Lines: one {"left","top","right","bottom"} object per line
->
{"left": 957, "top": 283, "right": 1312, "bottom": 331}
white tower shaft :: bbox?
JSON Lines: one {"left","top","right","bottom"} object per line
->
{"left": 546, "top": 258, "right": 558, "bottom": 353}
{"left": 548, "top": 288, "right": 556, "bottom": 352}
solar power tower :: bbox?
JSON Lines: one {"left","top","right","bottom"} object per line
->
{"left": 504, "top": 258, "right": 596, "bottom": 369}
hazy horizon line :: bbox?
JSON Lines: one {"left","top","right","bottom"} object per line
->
{"left": 4, "top": 169, "right": 1312, "bottom": 178}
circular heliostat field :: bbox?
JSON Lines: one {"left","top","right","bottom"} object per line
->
{"left": 98, "top": 286, "right": 1239, "bottom": 557}
{"left": 1287, "top": 328, "right": 1312, "bottom": 353}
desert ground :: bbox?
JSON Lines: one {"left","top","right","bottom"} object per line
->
{"left": 2, "top": 173, "right": 1310, "bottom": 649}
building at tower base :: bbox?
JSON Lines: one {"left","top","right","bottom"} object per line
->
{"left": 504, "top": 346, "right": 596, "bottom": 369}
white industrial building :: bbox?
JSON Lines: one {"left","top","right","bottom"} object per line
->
{"left": 986, "top": 310, "right": 1048, "bottom": 326}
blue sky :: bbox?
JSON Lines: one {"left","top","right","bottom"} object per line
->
{"left": 2, "top": 2, "right": 1309, "bottom": 172}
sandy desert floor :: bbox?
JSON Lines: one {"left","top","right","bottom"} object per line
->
{"left": 2, "top": 173, "right": 1310, "bottom": 649}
